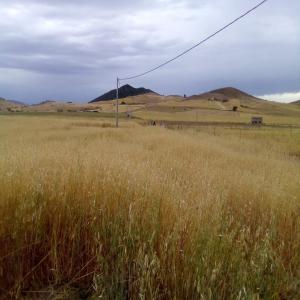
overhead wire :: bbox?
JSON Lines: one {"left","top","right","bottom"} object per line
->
{"left": 119, "top": 0, "right": 269, "bottom": 81}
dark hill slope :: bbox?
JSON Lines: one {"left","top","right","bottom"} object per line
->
{"left": 90, "top": 84, "right": 156, "bottom": 103}
{"left": 291, "top": 100, "right": 300, "bottom": 105}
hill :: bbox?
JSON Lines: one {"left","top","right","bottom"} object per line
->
{"left": 0, "top": 97, "right": 26, "bottom": 105}
{"left": 90, "top": 84, "right": 156, "bottom": 103}
{"left": 26, "top": 100, "right": 88, "bottom": 112}
{"left": 6, "top": 99, "right": 26, "bottom": 106}
{"left": 209, "top": 87, "right": 261, "bottom": 100}
{"left": 188, "top": 87, "right": 262, "bottom": 102}
{"left": 291, "top": 100, "right": 300, "bottom": 105}
{"left": 130, "top": 86, "right": 300, "bottom": 125}
{"left": 32, "top": 100, "right": 57, "bottom": 106}
{"left": 0, "top": 97, "right": 25, "bottom": 111}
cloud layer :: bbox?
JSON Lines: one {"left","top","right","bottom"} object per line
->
{"left": 258, "top": 92, "right": 300, "bottom": 103}
{"left": 0, "top": 0, "right": 299, "bottom": 102}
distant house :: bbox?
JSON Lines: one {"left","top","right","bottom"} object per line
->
{"left": 251, "top": 116, "right": 263, "bottom": 125}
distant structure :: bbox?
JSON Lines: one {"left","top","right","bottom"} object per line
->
{"left": 251, "top": 116, "right": 263, "bottom": 125}
{"left": 149, "top": 120, "right": 157, "bottom": 126}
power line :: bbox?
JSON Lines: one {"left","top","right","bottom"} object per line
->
{"left": 115, "top": 0, "right": 269, "bottom": 127}
{"left": 119, "top": 0, "right": 269, "bottom": 81}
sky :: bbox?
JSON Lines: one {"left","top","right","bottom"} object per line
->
{"left": 0, "top": 0, "right": 299, "bottom": 103}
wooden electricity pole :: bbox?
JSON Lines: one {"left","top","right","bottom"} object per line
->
{"left": 116, "top": 77, "right": 119, "bottom": 128}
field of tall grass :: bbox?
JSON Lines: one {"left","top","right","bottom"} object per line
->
{"left": 0, "top": 115, "right": 300, "bottom": 299}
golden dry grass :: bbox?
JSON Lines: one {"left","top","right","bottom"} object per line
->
{"left": 0, "top": 115, "right": 300, "bottom": 299}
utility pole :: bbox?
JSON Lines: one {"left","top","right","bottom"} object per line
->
{"left": 116, "top": 77, "right": 119, "bottom": 128}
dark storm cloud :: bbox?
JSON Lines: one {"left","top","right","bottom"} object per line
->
{"left": 0, "top": 0, "right": 299, "bottom": 102}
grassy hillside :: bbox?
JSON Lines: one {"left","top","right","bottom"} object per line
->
{"left": 0, "top": 98, "right": 25, "bottom": 112}
{"left": 131, "top": 96, "right": 300, "bottom": 125}
{"left": 0, "top": 99, "right": 14, "bottom": 111}
{"left": 85, "top": 91, "right": 300, "bottom": 126}
{"left": 0, "top": 115, "right": 300, "bottom": 299}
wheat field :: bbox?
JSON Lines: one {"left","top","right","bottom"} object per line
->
{"left": 0, "top": 114, "right": 300, "bottom": 299}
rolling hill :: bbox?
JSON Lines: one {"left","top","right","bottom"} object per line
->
{"left": 291, "top": 100, "right": 300, "bottom": 105}
{"left": 7, "top": 99, "right": 26, "bottom": 106}
{"left": 2, "top": 87, "right": 299, "bottom": 126}
{"left": 188, "top": 87, "right": 262, "bottom": 102}
{"left": 0, "top": 97, "right": 25, "bottom": 111}
{"left": 129, "top": 87, "right": 300, "bottom": 125}
{"left": 26, "top": 100, "right": 88, "bottom": 112}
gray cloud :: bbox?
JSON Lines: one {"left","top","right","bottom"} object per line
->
{"left": 0, "top": 0, "right": 299, "bottom": 102}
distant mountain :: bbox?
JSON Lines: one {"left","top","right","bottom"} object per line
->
{"left": 188, "top": 87, "right": 262, "bottom": 102}
{"left": 32, "top": 100, "right": 57, "bottom": 106}
{"left": 90, "top": 84, "right": 156, "bottom": 103}
{"left": 0, "top": 97, "right": 26, "bottom": 110}
{"left": 6, "top": 99, "right": 26, "bottom": 106}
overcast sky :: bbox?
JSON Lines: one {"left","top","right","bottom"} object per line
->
{"left": 0, "top": 0, "right": 299, "bottom": 103}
